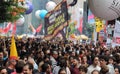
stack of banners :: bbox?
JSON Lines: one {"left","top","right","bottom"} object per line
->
{"left": 44, "top": 0, "right": 69, "bottom": 40}
{"left": 112, "top": 20, "right": 120, "bottom": 47}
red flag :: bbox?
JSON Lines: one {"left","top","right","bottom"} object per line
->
{"left": 78, "top": 18, "right": 83, "bottom": 34}
{"left": 88, "top": 14, "right": 94, "bottom": 21}
{"left": 104, "top": 21, "right": 108, "bottom": 34}
{"left": 12, "top": 22, "right": 17, "bottom": 34}
{"left": 3, "top": 22, "right": 12, "bottom": 33}
{"left": 36, "top": 24, "right": 42, "bottom": 33}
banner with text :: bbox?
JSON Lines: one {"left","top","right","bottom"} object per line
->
{"left": 112, "top": 20, "right": 120, "bottom": 47}
{"left": 44, "top": 0, "right": 69, "bottom": 40}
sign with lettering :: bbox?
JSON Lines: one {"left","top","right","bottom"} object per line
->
{"left": 95, "top": 17, "right": 104, "bottom": 32}
{"left": 44, "top": 0, "right": 69, "bottom": 40}
{"left": 112, "top": 20, "right": 120, "bottom": 47}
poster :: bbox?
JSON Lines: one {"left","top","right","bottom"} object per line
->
{"left": 44, "top": 0, "right": 69, "bottom": 40}
{"left": 112, "top": 20, "right": 120, "bottom": 47}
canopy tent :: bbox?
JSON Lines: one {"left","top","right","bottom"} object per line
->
{"left": 76, "top": 34, "right": 89, "bottom": 40}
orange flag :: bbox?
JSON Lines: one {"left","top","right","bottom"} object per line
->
{"left": 10, "top": 35, "right": 18, "bottom": 60}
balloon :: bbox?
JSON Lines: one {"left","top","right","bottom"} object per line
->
{"left": 18, "top": 1, "right": 27, "bottom": 9}
{"left": 16, "top": 15, "right": 25, "bottom": 26}
{"left": 25, "top": 1, "right": 33, "bottom": 14}
{"left": 46, "top": 1, "right": 57, "bottom": 12}
{"left": 88, "top": 0, "right": 120, "bottom": 20}
{"left": 39, "top": 10, "right": 48, "bottom": 19}
{"left": 35, "top": 10, "right": 41, "bottom": 19}
{"left": 69, "top": 0, "right": 78, "bottom": 6}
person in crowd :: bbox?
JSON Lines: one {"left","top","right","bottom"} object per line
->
{"left": 99, "top": 55, "right": 115, "bottom": 74}
{"left": 91, "top": 70, "right": 100, "bottom": 74}
{"left": 37, "top": 61, "right": 44, "bottom": 74}
{"left": 104, "top": 50, "right": 111, "bottom": 56}
{"left": 79, "top": 65, "right": 87, "bottom": 74}
{"left": 81, "top": 55, "right": 89, "bottom": 67}
{"left": 0, "top": 49, "right": 8, "bottom": 67}
{"left": 0, "top": 50, "right": 5, "bottom": 67}
{"left": 0, "top": 67, "right": 7, "bottom": 74}
{"left": 87, "top": 56, "right": 101, "bottom": 74}
{"left": 28, "top": 57, "right": 38, "bottom": 70}
{"left": 41, "top": 63, "right": 52, "bottom": 74}
{"left": 107, "top": 56, "right": 115, "bottom": 72}
{"left": 58, "top": 68, "right": 67, "bottom": 74}
{"left": 36, "top": 51, "right": 45, "bottom": 65}
{"left": 23, "top": 63, "right": 33, "bottom": 74}
{"left": 70, "top": 57, "right": 80, "bottom": 74}
{"left": 11, "top": 60, "right": 25, "bottom": 74}
{"left": 114, "top": 66, "right": 120, "bottom": 74}
{"left": 53, "top": 56, "right": 71, "bottom": 74}
{"left": 6, "top": 59, "right": 17, "bottom": 74}
{"left": 100, "top": 65, "right": 109, "bottom": 74}
{"left": 50, "top": 50, "right": 58, "bottom": 69}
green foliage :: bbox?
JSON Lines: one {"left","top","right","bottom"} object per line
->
{"left": 0, "top": 0, "right": 25, "bottom": 23}
{"left": 86, "top": 23, "right": 94, "bottom": 38}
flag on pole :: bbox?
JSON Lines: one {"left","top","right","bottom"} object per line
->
{"left": 12, "top": 22, "right": 17, "bottom": 34}
{"left": 10, "top": 35, "right": 18, "bottom": 60}
{"left": 36, "top": 24, "right": 42, "bottom": 33}
{"left": 78, "top": 18, "right": 83, "bottom": 34}
{"left": 3, "top": 22, "right": 12, "bottom": 33}
{"left": 88, "top": 9, "right": 95, "bottom": 24}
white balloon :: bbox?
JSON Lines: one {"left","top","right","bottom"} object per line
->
{"left": 88, "top": 0, "right": 120, "bottom": 20}
{"left": 18, "top": 2, "right": 28, "bottom": 9}
{"left": 35, "top": 10, "right": 41, "bottom": 19}
{"left": 46, "top": 1, "right": 57, "bottom": 12}
{"left": 16, "top": 15, "right": 25, "bottom": 26}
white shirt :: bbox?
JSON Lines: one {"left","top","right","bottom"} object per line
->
{"left": 87, "top": 65, "right": 101, "bottom": 74}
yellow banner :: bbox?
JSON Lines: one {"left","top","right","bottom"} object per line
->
{"left": 95, "top": 17, "right": 104, "bottom": 32}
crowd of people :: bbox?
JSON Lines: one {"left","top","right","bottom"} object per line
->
{"left": 0, "top": 37, "right": 120, "bottom": 74}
